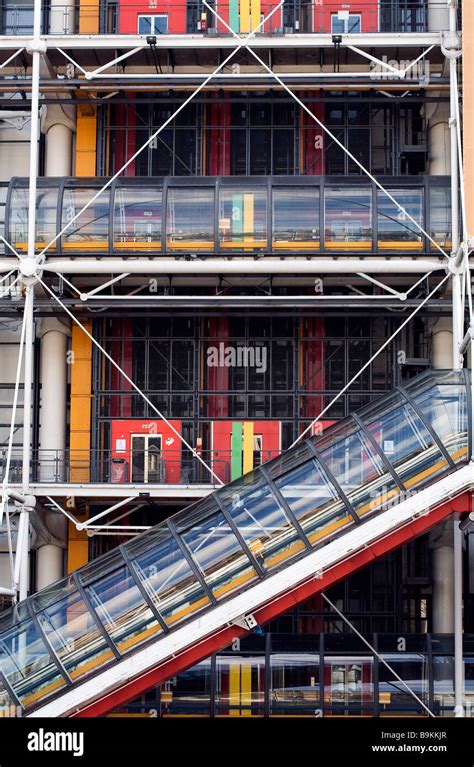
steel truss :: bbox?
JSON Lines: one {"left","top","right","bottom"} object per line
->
{"left": 0, "top": 0, "right": 470, "bottom": 718}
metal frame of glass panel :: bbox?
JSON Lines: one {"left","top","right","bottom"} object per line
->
{"left": 0, "top": 371, "right": 468, "bottom": 715}
{"left": 4, "top": 175, "right": 451, "bottom": 258}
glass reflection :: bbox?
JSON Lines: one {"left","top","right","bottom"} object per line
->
{"left": 377, "top": 188, "right": 423, "bottom": 250}
{"left": 324, "top": 188, "right": 372, "bottom": 249}
{"left": 218, "top": 474, "right": 305, "bottom": 571}
{"left": 166, "top": 187, "right": 214, "bottom": 250}
{"left": 272, "top": 187, "right": 319, "bottom": 250}
{"left": 113, "top": 186, "right": 162, "bottom": 252}
{"left": 219, "top": 188, "right": 267, "bottom": 251}
{"left": 62, "top": 188, "right": 110, "bottom": 251}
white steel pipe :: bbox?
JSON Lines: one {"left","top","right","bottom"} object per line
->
{"left": 41, "top": 259, "right": 446, "bottom": 275}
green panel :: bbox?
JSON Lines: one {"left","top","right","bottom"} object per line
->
{"left": 229, "top": 0, "right": 240, "bottom": 33}
{"left": 231, "top": 422, "right": 243, "bottom": 480}
{"left": 232, "top": 194, "right": 243, "bottom": 241}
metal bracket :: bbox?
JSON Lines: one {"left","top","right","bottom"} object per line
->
{"left": 232, "top": 613, "right": 258, "bottom": 631}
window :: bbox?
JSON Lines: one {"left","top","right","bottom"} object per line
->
{"left": 166, "top": 187, "right": 215, "bottom": 251}
{"left": 324, "top": 187, "right": 372, "bottom": 249}
{"left": 61, "top": 188, "right": 110, "bottom": 252}
{"left": 377, "top": 189, "right": 423, "bottom": 250}
{"left": 113, "top": 186, "right": 162, "bottom": 252}
{"left": 137, "top": 15, "right": 168, "bottom": 35}
{"left": 272, "top": 187, "right": 320, "bottom": 251}
{"left": 219, "top": 187, "right": 267, "bottom": 251}
{"left": 331, "top": 13, "right": 361, "bottom": 34}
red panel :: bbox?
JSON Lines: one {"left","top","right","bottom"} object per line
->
{"left": 319, "top": 1, "right": 379, "bottom": 34}
{"left": 72, "top": 492, "right": 470, "bottom": 717}
{"left": 302, "top": 96, "right": 324, "bottom": 175}
{"left": 207, "top": 318, "right": 229, "bottom": 419}
{"left": 110, "top": 419, "right": 182, "bottom": 483}
{"left": 110, "top": 319, "right": 133, "bottom": 418}
{"left": 119, "top": 3, "right": 187, "bottom": 35}
{"left": 208, "top": 97, "right": 231, "bottom": 176}
{"left": 210, "top": 420, "right": 282, "bottom": 483}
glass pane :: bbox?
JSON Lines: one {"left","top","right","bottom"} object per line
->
{"left": 10, "top": 186, "right": 58, "bottom": 254}
{"left": 0, "top": 619, "right": 67, "bottom": 709}
{"left": 35, "top": 580, "right": 115, "bottom": 680}
{"left": 85, "top": 559, "right": 161, "bottom": 654}
{"left": 181, "top": 511, "right": 258, "bottom": 600}
{"left": 379, "top": 654, "right": 428, "bottom": 716}
{"left": 218, "top": 473, "right": 305, "bottom": 571}
{"left": 275, "top": 458, "right": 354, "bottom": 546}
{"left": 272, "top": 187, "right": 320, "bottom": 251}
{"left": 324, "top": 187, "right": 372, "bottom": 249}
{"left": 430, "top": 187, "right": 451, "bottom": 251}
{"left": 62, "top": 188, "right": 110, "bottom": 252}
{"left": 318, "top": 423, "right": 399, "bottom": 519}
{"left": 131, "top": 534, "right": 211, "bottom": 628}
{"left": 361, "top": 392, "right": 449, "bottom": 488}
{"left": 270, "top": 653, "right": 320, "bottom": 713}
{"left": 408, "top": 382, "right": 468, "bottom": 464}
{"left": 219, "top": 188, "right": 267, "bottom": 251}
{"left": 113, "top": 186, "right": 162, "bottom": 252}
{"left": 324, "top": 657, "right": 374, "bottom": 715}
{"left": 216, "top": 655, "right": 265, "bottom": 715}
{"left": 160, "top": 659, "right": 211, "bottom": 716}
{"left": 377, "top": 188, "right": 423, "bottom": 250}
{"left": 166, "top": 187, "right": 214, "bottom": 251}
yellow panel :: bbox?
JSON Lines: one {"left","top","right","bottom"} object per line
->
{"left": 243, "top": 422, "right": 254, "bottom": 474}
{"left": 240, "top": 0, "right": 251, "bottom": 33}
{"left": 76, "top": 105, "right": 97, "bottom": 177}
{"left": 243, "top": 193, "right": 254, "bottom": 244}
{"left": 251, "top": 0, "right": 261, "bottom": 31}
{"left": 70, "top": 321, "right": 92, "bottom": 485}
{"left": 241, "top": 664, "right": 252, "bottom": 717}
{"left": 229, "top": 665, "right": 241, "bottom": 717}
{"left": 79, "top": 0, "right": 99, "bottom": 34}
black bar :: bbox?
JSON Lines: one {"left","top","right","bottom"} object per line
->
{"left": 351, "top": 413, "right": 405, "bottom": 491}
{"left": 72, "top": 570, "right": 121, "bottom": 660}
{"left": 166, "top": 519, "right": 218, "bottom": 606}
{"left": 25, "top": 599, "right": 72, "bottom": 686}
{"left": 119, "top": 544, "right": 170, "bottom": 634}
{"left": 214, "top": 494, "right": 266, "bottom": 578}
{"left": 259, "top": 464, "right": 312, "bottom": 552}
{"left": 462, "top": 368, "right": 472, "bottom": 460}
{"left": 397, "top": 385, "right": 456, "bottom": 467}
{"left": 304, "top": 439, "right": 360, "bottom": 524}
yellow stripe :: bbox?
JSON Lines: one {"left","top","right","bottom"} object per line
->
{"left": 251, "top": 0, "right": 261, "bottom": 31}
{"left": 240, "top": 0, "right": 251, "bottom": 33}
{"left": 243, "top": 422, "right": 254, "bottom": 474}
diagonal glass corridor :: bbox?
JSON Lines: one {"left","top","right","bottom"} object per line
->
{"left": 0, "top": 370, "right": 469, "bottom": 716}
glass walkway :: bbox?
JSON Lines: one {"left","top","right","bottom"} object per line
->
{"left": 0, "top": 370, "right": 470, "bottom": 717}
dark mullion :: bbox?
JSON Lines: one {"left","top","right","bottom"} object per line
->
{"left": 396, "top": 385, "right": 456, "bottom": 467}
{"left": 26, "top": 599, "right": 72, "bottom": 686}
{"left": 119, "top": 544, "right": 169, "bottom": 634}
{"left": 351, "top": 413, "right": 405, "bottom": 491}
{"left": 0, "top": 669, "right": 23, "bottom": 713}
{"left": 462, "top": 368, "right": 472, "bottom": 459}
{"left": 305, "top": 438, "right": 360, "bottom": 524}
{"left": 166, "top": 519, "right": 218, "bottom": 606}
{"left": 71, "top": 571, "right": 121, "bottom": 660}
{"left": 214, "top": 494, "right": 266, "bottom": 578}
{"left": 258, "top": 464, "right": 312, "bottom": 551}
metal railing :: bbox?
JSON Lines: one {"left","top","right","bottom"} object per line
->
{"left": 0, "top": 448, "right": 283, "bottom": 485}
{"left": 0, "top": 2, "right": 453, "bottom": 37}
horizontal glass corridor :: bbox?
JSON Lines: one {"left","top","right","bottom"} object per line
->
{"left": 0, "top": 370, "right": 469, "bottom": 715}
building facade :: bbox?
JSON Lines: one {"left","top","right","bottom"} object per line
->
{"left": 0, "top": 0, "right": 471, "bottom": 718}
